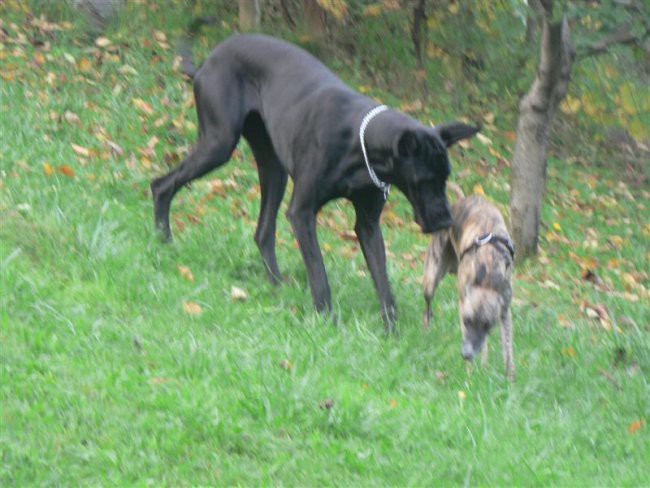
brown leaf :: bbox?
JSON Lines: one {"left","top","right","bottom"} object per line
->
{"left": 339, "top": 230, "right": 358, "bottom": 242}
{"left": 279, "top": 359, "right": 293, "bottom": 371}
{"left": 582, "top": 269, "right": 604, "bottom": 286}
{"left": 628, "top": 419, "right": 645, "bottom": 435}
{"left": 183, "top": 301, "right": 202, "bottom": 315}
{"left": 319, "top": 399, "right": 335, "bottom": 410}
{"left": 58, "top": 165, "right": 75, "bottom": 177}
{"left": 177, "top": 265, "right": 194, "bottom": 282}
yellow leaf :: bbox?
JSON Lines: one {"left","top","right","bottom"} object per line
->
{"left": 448, "top": 3, "right": 459, "bottom": 14}
{"left": 562, "top": 346, "right": 577, "bottom": 358}
{"left": 183, "top": 301, "right": 202, "bottom": 315}
{"left": 472, "top": 183, "right": 485, "bottom": 196}
{"left": 133, "top": 98, "right": 154, "bottom": 116}
{"left": 553, "top": 222, "right": 562, "bottom": 231}
{"left": 560, "top": 95, "right": 581, "bottom": 115}
{"left": 43, "top": 162, "right": 53, "bottom": 176}
{"left": 177, "top": 265, "right": 194, "bottom": 281}
{"left": 457, "top": 390, "right": 466, "bottom": 400}
{"left": 619, "top": 83, "right": 637, "bottom": 115}
{"left": 389, "top": 399, "right": 398, "bottom": 409}
{"left": 78, "top": 57, "right": 92, "bottom": 73}
{"left": 363, "top": 4, "right": 383, "bottom": 17}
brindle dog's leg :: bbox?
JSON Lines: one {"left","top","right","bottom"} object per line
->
{"left": 423, "top": 231, "right": 455, "bottom": 329}
{"left": 501, "top": 307, "right": 515, "bottom": 381}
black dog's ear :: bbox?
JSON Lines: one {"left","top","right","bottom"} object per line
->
{"left": 436, "top": 122, "right": 480, "bottom": 148}
{"left": 393, "top": 130, "right": 421, "bottom": 159}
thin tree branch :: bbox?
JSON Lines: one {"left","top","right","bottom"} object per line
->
{"left": 576, "top": 22, "right": 649, "bottom": 59}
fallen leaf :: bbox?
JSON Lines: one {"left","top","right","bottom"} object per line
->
{"left": 43, "top": 162, "right": 53, "bottom": 176}
{"left": 71, "top": 143, "right": 90, "bottom": 158}
{"left": 562, "top": 346, "right": 577, "bottom": 358}
{"left": 476, "top": 132, "right": 492, "bottom": 146}
{"left": 230, "top": 286, "right": 248, "bottom": 301}
{"left": 78, "top": 57, "right": 92, "bottom": 73}
{"left": 95, "top": 36, "right": 111, "bottom": 47}
{"left": 434, "top": 370, "right": 448, "bottom": 383}
{"left": 279, "top": 359, "right": 293, "bottom": 371}
{"left": 339, "top": 230, "right": 358, "bottom": 242}
{"left": 319, "top": 399, "right": 335, "bottom": 410}
{"left": 389, "top": 399, "right": 398, "bottom": 409}
{"left": 106, "top": 140, "right": 124, "bottom": 156}
{"left": 458, "top": 390, "right": 466, "bottom": 400}
{"left": 153, "top": 30, "right": 167, "bottom": 42}
{"left": 133, "top": 98, "right": 154, "bottom": 116}
{"left": 148, "top": 377, "right": 170, "bottom": 385}
{"left": 628, "top": 419, "right": 645, "bottom": 435}
{"left": 183, "top": 301, "right": 202, "bottom": 315}
{"left": 64, "top": 110, "right": 81, "bottom": 125}
{"left": 472, "top": 183, "right": 485, "bottom": 196}
{"left": 177, "top": 265, "right": 194, "bottom": 281}
{"left": 58, "top": 165, "right": 75, "bottom": 177}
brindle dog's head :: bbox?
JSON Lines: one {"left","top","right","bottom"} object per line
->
{"left": 390, "top": 122, "right": 479, "bottom": 233}
{"left": 460, "top": 287, "right": 502, "bottom": 361}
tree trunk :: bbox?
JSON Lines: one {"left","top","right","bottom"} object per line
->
{"left": 411, "top": 0, "right": 428, "bottom": 68}
{"left": 72, "top": 0, "right": 123, "bottom": 32}
{"left": 304, "top": 0, "right": 326, "bottom": 39}
{"left": 510, "top": 6, "right": 575, "bottom": 259}
{"left": 239, "top": 0, "right": 261, "bottom": 32}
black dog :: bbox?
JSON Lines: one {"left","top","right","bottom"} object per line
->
{"left": 151, "top": 34, "right": 478, "bottom": 329}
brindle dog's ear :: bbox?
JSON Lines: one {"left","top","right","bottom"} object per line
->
{"left": 393, "top": 130, "right": 421, "bottom": 159}
{"left": 436, "top": 122, "right": 480, "bottom": 148}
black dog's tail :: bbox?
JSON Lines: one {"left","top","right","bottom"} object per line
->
{"left": 178, "top": 16, "right": 217, "bottom": 79}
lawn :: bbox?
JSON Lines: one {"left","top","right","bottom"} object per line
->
{"left": 1, "top": 2, "right": 648, "bottom": 486}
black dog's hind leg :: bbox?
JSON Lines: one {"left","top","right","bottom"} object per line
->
{"left": 152, "top": 137, "right": 236, "bottom": 240}
{"left": 351, "top": 189, "right": 396, "bottom": 332}
{"left": 151, "top": 78, "right": 243, "bottom": 241}
{"left": 243, "top": 114, "right": 289, "bottom": 284}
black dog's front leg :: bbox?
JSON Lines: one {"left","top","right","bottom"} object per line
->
{"left": 352, "top": 190, "right": 397, "bottom": 332}
{"left": 287, "top": 202, "right": 333, "bottom": 317}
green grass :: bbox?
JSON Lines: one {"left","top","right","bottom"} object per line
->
{"left": 1, "top": 2, "right": 649, "bottom": 486}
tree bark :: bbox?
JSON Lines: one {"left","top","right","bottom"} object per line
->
{"left": 239, "top": 0, "right": 261, "bottom": 32}
{"left": 510, "top": 5, "right": 575, "bottom": 259}
{"left": 304, "top": 0, "right": 326, "bottom": 39}
{"left": 411, "top": 0, "right": 428, "bottom": 68}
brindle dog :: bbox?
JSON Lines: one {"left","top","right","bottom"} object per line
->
{"left": 423, "top": 193, "right": 515, "bottom": 380}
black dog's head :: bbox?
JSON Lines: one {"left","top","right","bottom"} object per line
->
{"left": 391, "top": 122, "right": 479, "bottom": 233}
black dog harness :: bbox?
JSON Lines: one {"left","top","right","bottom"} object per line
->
{"left": 458, "top": 232, "right": 515, "bottom": 263}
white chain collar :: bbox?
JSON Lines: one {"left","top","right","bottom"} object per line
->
{"left": 359, "top": 104, "right": 391, "bottom": 200}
